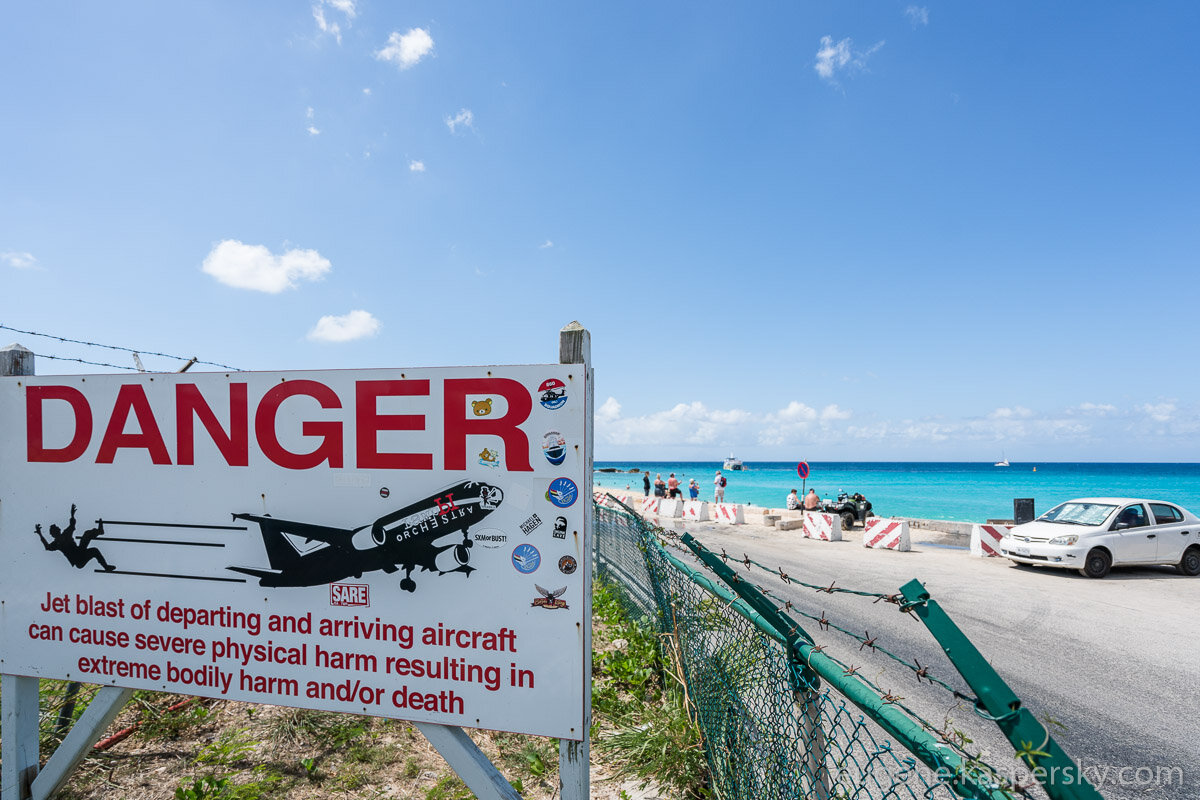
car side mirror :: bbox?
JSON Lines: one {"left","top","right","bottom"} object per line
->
{"left": 1112, "top": 521, "right": 1130, "bottom": 531}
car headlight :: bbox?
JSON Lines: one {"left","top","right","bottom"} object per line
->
{"left": 1048, "top": 534, "right": 1078, "bottom": 546}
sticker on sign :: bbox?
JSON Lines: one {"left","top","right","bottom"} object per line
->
{"left": 0, "top": 365, "right": 589, "bottom": 740}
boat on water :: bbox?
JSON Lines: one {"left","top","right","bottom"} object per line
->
{"left": 723, "top": 453, "right": 745, "bottom": 471}
{"left": 994, "top": 453, "right": 1010, "bottom": 467}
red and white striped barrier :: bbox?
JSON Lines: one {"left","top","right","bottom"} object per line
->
{"left": 641, "top": 497, "right": 661, "bottom": 516}
{"left": 658, "top": 499, "right": 683, "bottom": 518}
{"left": 802, "top": 512, "right": 843, "bottom": 542}
{"left": 971, "top": 524, "right": 1010, "bottom": 557}
{"left": 683, "top": 501, "right": 709, "bottom": 521}
{"left": 712, "top": 503, "right": 744, "bottom": 525}
{"left": 863, "top": 518, "right": 911, "bottom": 552}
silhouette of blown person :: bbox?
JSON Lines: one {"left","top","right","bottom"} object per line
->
{"left": 36, "top": 504, "right": 116, "bottom": 572}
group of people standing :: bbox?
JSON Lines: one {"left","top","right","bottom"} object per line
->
{"left": 642, "top": 470, "right": 726, "bottom": 503}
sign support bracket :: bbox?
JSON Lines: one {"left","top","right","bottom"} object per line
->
{"left": 416, "top": 723, "right": 522, "bottom": 800}
{"left": 29, "top": 687, "right": 135, "bottom": 800}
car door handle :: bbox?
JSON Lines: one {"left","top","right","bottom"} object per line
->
{"left": 1147, "top": 534, "right": 1156, "bottom": 539}
{"left": 1183, "top": 531, "right": 1191, "bottom": 535}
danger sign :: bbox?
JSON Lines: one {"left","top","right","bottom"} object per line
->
{"left": 0, "top": 366, "right": 589, "bottom": 740}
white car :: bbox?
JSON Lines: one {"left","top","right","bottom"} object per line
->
{"left": 999, "top": 497, "right": 1200, "bottom": 578}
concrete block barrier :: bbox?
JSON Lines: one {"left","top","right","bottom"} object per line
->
{"left": 712, "top": 503, "right": 744, "bottom": 525}
{"left": 683, "top": 501, "right": 709, "bottom": 521}
{"left": 802, "top": 511, "right": 843, "bottom": 542}
{"left": 641, "top": 497, "right": 661, "bottom": 516}
{"left": 863, "top": 518, "right": 911, "bottom": 552}
{"left": 971, "top": 524, "right": 1010, "bottom": 557}
{"left": 658, "top": 499, "right": 683, "bottom": 518}
{"left": 776, "top": 518, "right": 804, "bottom": 531}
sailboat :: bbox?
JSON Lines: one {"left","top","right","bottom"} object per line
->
{"left": 994, "top": 452, "right": 1010, "bottom": 467}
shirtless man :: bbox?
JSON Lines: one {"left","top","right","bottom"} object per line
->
{"left": 36, "top": 504, "right": 116, "bottom": 572}
{"left": 803, "top": 489, "right": 821, "bottom": 511}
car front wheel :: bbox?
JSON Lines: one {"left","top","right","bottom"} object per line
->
{"left": 1178, "top": 546, "right": 1200, "bottom": 577}
{"left": 1080, "top": 548, "right": 1112, "bottom": 579}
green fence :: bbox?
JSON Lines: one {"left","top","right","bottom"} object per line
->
{"left": 593, "top": 499, "right": 1104, "bottom": 800}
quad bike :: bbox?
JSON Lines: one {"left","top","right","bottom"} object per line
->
{"left": 819, "top": 491, "right": 873, "bottom": 531}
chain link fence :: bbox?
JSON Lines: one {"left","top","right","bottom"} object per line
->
{"left": 594, "top": 500, "right": 1035, "bottom": 800}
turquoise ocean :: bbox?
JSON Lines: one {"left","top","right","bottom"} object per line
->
{"left": 593, "top": 462, "right": 1200, "bottom": 523}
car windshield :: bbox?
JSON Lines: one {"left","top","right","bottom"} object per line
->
{"left": 1038, "top": 502, "right": 1117, "bottom": 526}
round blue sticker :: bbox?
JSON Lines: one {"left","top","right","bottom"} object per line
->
{"left": 547, "top": 477, "right": 578, "bottom": 508}
{"left": 512, "top": 543, "right": 541, "bottom": 574}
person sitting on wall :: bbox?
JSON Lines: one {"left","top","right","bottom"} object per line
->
{"left": 787, "top": 489, "right": 801, "bottom": 511}
{"left": 804, "top": 489, "right": 821, "bottom": 510}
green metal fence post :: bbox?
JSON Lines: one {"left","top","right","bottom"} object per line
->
{"left": 898, "top": 579, "right": 1105, "bottom": 800}
{"left": 679, "top": 533, "right": 1016, "bottom": 800}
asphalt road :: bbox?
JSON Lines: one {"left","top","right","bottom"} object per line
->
{"left": 666, "top": 517, "right": 1200, "bottom": 800}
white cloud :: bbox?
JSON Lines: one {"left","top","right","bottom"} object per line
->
{"left": 362, "top": 87, "right": 371, "bottom": 95}
{"left": 307, "top": 125, "right": 321, "bottom": 136}
{"left": 598, "top": 398, "right": 840, "bottom": 450}
{"left": 820, "top": 404, "right": 852, "bottom": 421}
{"left": 306, "top": 107, "right": 314, "bottom": 119}
{"left": 2, "top": 251, "right": 38, "bottom": 269}
{"left": 1140, "top": 402, "right": 1176, "bottom": 423}
{"left": 313, "top": 0, "right": 355, "bottom": 44}
{"left": 376, "top": 28, "right": 434, "bottom": 70}
{"left": 596, "top": 396, "right": 1200, "bottom": 457}
{"left": 814, "top": 35, "right": 885, "bottom": 84}
{"left": 905, "top": 5, "right": 929, "bottom": 26}
{"left": 597, "top": 397, "right": 621, "bottom": 423}
{"left": 539, "top": 240, "right": 554, "bottom": 249}
{"left": 409, "top": 160, "right": 426, "bottom": 172}
{"left": 445, "top": 108, "right": 474, "bottom": 134}
{"left": 1073, "top": 402, "right": 1117, "bottom": 416}
{"left": 201, "top": 240, "right": 331, "bottom": 293}
{"left": 989, "top": 406, "right": 1034, "bottom": 419}
{"left": 307, "top": 310, "right": 381, "bottom": 343}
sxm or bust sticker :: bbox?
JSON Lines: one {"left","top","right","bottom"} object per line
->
{"left": 0, "top": 366, "right": 589, "bottom": 740}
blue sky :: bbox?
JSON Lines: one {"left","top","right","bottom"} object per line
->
{"left": 2, "top": 2, "right": 1198, "bottom": 461}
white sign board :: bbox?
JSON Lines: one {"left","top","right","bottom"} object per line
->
{"left": 0, "top": 366, "right": 588, "bottom": 740}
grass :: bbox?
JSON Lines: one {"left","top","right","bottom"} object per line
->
{"left": 591, "top": 579, "right": 711, "bottom": 798}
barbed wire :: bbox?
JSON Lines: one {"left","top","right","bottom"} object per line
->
{"left": 706, "top": 545, "right": 976, "bottom": 701}
{"left": 0, "top": 323, "right": 241, "bottom": 371}
{"left": 29, "top": 352, "right": 142, "bottom": 371}
{"left": 650, "top": 525, "right": 977, "bottom": 702}
{"left": 597, "top": 504, "right": 1027, "bottom": 792}
{"left": 598, "top": 498, "right": 978, "bottom": 704}
{"left": 597, "top": 503, "right": 980, "bottom": 731}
